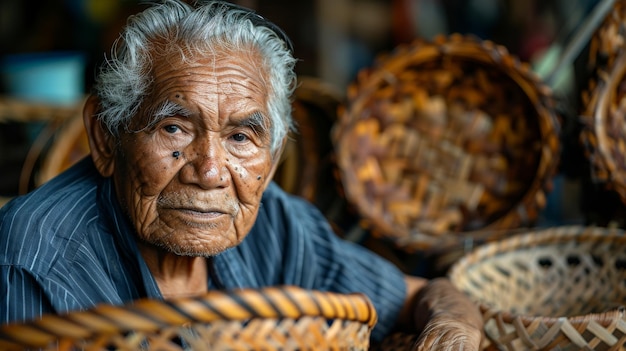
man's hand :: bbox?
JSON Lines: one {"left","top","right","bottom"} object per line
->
{"left": 414, "top": 314, "right": 482, "bottom": 350}
{"left": 405, "top": 276, "right": 483, "bottom": 351}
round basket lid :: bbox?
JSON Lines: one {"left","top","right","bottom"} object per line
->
{"left": 333, "top": 34, "right": 561, "bottom": 250}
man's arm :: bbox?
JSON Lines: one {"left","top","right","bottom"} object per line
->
{"left": 396, "top": 275, "right": 483, "bottom": 350}
{"left": 0, "top": 266, "right": 55, "bottom": 324}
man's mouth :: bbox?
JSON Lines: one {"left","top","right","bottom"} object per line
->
{"left": 176, "top": 207, "right": 226, "bottom": 219}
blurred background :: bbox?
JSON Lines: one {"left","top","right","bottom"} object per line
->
{"left": 1, "top": 0, "right": 622, "bottom": 276}
{"left": 0, "top": 0, "right": 600, "bottom": 90}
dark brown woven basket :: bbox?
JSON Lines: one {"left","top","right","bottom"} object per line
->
{"left": 0, "top": 286, "right": 378, "bottom": 351}
{"left": 581, "top": 0, "right": 626, "bottom": 204}
{"left": 449, "top": 226, "right": 626, "bottom": 350}
{"left": 333, "top": 34, "right": 561, "bottom": 251}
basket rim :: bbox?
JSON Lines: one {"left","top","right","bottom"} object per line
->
{"left": 449, "top": 225, "right": 626, "bottom": 324}
{"left": 333, "top": 34, "right": 561, "bottom": 249}
{"left": 0, "top": 285, "right": 378, "bottom": 350}
{"left": 481, "top": 306, "right": 626, "bottom": 328}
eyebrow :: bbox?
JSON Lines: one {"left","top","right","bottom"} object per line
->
{"left": 152, "top": 100, "right": 194, "bottom": 121}
{"left": 237, "top": 110, "right": 270, "bottom": 137}
{"left": 134, "top": 100, "right": 194, "bottom": 132}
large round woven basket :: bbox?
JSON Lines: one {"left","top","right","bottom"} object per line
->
{"left": 581, "top": 0, "right": 626, "bottom": 204}
{"left": 449, "top": 226, "right": 626, "bottom": 350}
{"left": 333, "top": 34, "right": 561, "bottom": 251}
{"left": 0, "top": 286, "right": 378, "bottom": 351}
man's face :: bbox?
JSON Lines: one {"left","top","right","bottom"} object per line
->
{"left": 111, "top": 49, "right": 276, "bottom": 256}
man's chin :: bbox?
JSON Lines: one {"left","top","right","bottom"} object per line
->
{"left": 168, "top": 245, "right": 232, "bottom": 257}
{"left": 157, "top": 236, "right": 241, "bottom": 257}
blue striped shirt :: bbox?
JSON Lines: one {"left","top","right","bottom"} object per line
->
{"left": 0, "top": 157, "right": 406, "bottom": 340}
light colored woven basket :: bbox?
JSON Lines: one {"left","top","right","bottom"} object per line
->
{"left": 449, "top": 226, "right": 626, "bottom": 350}
{"left": 0, "top": 286, "right": 378, "bottom": 351}
{"left": 581, "top": 0, "right": 626, "bottom": 204}
{"left": 333, "top": 34, "right": 560, "bottom": 251}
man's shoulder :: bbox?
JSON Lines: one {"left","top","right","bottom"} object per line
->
{"left": 255, "top": 181, "right": 335, "bottom": 238}
{"left": 261, "top": 181, "right": 312, "bottom": 210}
{"left": 1, "top": 157, "right": 100, "bottom": 215}
{"left": 0, "top": 158, "right": 102, "bottom": 264}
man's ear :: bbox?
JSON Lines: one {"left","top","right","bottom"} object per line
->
{"left": 83, "top": 95, "right": 116, "bottom": 177}
{"left": 264, "top": 137, "right": 288, "bottom": 189}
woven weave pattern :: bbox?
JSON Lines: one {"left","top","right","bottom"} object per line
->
{"left": 0, "top": 286, "right": 377, "bottom": 351}
{"left": 333, "top": 34, "right": 559, "bottom": 251}
{"left": 449, "top": 226, "right": 626, "bottom": 350}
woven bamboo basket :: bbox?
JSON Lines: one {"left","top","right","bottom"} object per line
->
{"left": 333, "top": 34, "right": 561, "bottom": 251}
{"left": 0, "top": 286, "right": 378, "bottom": 351}
{"left": 581, "top": 0, "right": 626, "bottom": 205}
{"left": 449, "top": 226, "right": 626, "bottom": 350}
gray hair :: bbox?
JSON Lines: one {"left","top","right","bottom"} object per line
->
{"left": 93, "top": 0, "right": 297, "bottom": 154}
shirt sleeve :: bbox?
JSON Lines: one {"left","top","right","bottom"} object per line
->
{"left": 306, "top": 204, "right": 407, "bottom": 341}
{"left": 265, "top": 184, "right": 407, "bottom": 342}
{"left": 0, "top": 265, "right": 55, "bottom": 324}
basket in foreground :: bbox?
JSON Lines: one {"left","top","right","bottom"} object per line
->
{"left": 449, "top": 226, "right": 626, "bottom": 350}
{"left": 333, "top": 34, "right": 560, "bottom": 251}
{"left": 0, "top": 286, "right": 377, "bottom": 351}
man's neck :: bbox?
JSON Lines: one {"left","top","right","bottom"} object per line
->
{"left": 137, "top": 242, "right": 209, "bottom": 299}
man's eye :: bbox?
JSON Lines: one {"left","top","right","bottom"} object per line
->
{"left": 164, "top": 125, "right": 179, "bottom": 133}
{"left": 232, "top": 133, "right": 248, "bottom": 142}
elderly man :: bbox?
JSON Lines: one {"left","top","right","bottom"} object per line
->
{"left": 0, "top": 0, "right": 482, "bottom": 348}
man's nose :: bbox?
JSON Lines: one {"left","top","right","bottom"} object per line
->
{"left": 180, "top": 138, "right": 230, "bottom": 189}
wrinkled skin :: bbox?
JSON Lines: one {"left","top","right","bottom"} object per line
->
{"left": 88, "top": 47, "right": 279, "bottom": 261}
{"left": 118, "top": 49, "right": 277, "bottom": 256}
